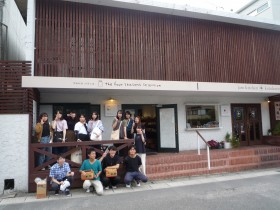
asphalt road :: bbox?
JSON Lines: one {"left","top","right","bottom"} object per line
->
{"left": 1, "top": 173, "right": 280, "bottom": 210}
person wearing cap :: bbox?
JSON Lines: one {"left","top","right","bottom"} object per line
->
{"left": 49, "top": 155, "right": 74, "bottom": 196}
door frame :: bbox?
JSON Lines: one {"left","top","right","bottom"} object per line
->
{"left": 156, "top": 104, "right": 179, "bottom": 152}
{"left": 231, "top": 104, "right": 263, "bottom": 146}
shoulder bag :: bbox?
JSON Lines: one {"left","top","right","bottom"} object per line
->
{"left": 90, "top": 120, "right": 102, "bottom": 141}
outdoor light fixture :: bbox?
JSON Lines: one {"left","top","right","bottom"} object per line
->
{"left": 265, "top": 98, "right": 270, "bottom": 103}
{"left": 108, "top": 97, "right": 115, "bottom": 102}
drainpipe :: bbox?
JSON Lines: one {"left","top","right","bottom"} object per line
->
{"left": 0, "top": 0, "right": 7, "bottom": 60}
{"left": 0, "top": 0, "right": 5, "bottom": 22}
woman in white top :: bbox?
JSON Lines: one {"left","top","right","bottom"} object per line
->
{"left": 88, "top": 111, "right": 104, "bottom": 140}
{"left": 74, "top": 114, "right": 89, "bottom": 142}
{"left": 52, "top": 110, "right": 68, "bottom": 154}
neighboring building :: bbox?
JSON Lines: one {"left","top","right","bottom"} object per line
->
{"left": 1, "top": 0, "right": 280, "bottom": 193}
{"left": 237, "top": 0, "right": 280, "bottom": 21}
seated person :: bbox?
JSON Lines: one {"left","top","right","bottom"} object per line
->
{"left": 49, "top": 155, "right": 74, "bottom": 196}
{"left": 124, "top": 145, "right": 148, "bottom": 187}
{"left": 80, "top": 148, "right": 103, "bottom": 195}
{"left": 99, "top": 146, "right": 121, "bottom": 190}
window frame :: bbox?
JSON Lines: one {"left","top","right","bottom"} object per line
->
{"left": 185, "top": 104, "right": 221, "bottom": 130}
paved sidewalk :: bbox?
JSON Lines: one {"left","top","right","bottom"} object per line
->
{"left": 1, "top": 168, "right": 279, "bottom": 205}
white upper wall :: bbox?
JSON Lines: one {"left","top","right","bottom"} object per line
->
{"left": 271, "top": 0, "right": 280, "bottom": 21}
{"left": 237, "top": 0, "right": 280, "bottom": 21}
{"left": 2, "top": 0, "right": 27, "bottom": 60}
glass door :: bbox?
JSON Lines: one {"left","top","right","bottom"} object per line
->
{"left": 156, "top": 104, "right": 179, "bottom": 152}
{"left": 231, "top": 104, "right": 262, "bottom": 146}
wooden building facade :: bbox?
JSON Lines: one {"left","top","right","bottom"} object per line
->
{"left": 35, "top": 0, "right": 280, "bottom": 85}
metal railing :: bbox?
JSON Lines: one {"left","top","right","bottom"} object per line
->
{"left": 196, "top": 130, "right": 211, "bottom": 170}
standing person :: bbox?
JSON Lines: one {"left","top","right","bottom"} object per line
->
{"left": 80, "top": 149, "right": 103, "bottom": 195}
{"left": 124, "top": 145, "right": 148, "bottom": 188}
{"left": 131, "top": 116, "right": 145, "bottom": 137}
{"left": 88, "top": 111, "right": 104, "bottom": 140}
{"left": 49, "top": 155, "right": 74, "bottom": 196}
{"left": 99, "top": 146, "right": 121, "bottom": 189}
{"left": 135, "top": 125, "right": 147, "bottom": 175}
{"left": 123, "top": 111, "right": 134, "bottom": 139}
{"left": 52, "top": 110, "right": 68, "bottom": 155}
{"left": 111, "top": 110, "right": 124, "bottom": 140}
{"left": 74, "top": 114, "right": 89, "bottom": 142}
{"left": 66, "top": 111, "right": 78, "bottom": 142}
{"left": 35, "top": 113, "right": 53, "bottom": 170}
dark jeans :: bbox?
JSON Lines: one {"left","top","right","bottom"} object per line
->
{"left": 38, "top": 136, "right": 52, "bottom": 166}
{"left": 51, "top": 176, "right": 73, "bottom": 191}
{"left": 101, "top": 175, "right": 121, "bottom": 187}
{"left": 124, "top": 171, "right": 148, "bottom": 185}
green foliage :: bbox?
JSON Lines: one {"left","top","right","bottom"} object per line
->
{"left": 231, "top": 135, "right": 240, "bottom": 148}
{"left": 272, "top": 122, "right": 280, "bottom": 136}
{"left": 225, "top": 132, "right": 231, "bottom": 142}
{"left": 225, "top": 132, "right": 240, "bottom": 148}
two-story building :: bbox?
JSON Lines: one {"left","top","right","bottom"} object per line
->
{"left": 1, "top": 0, "right": 280, "bottom": 193}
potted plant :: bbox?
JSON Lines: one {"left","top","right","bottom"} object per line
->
{"left": 272, "top": 122, "right": 280, "bottom": 136}
{"left": 231, "top": 135, "right": 240, "bottom": 148}
{"left": 224, "top": 132, "right": 232, "bottom": 149}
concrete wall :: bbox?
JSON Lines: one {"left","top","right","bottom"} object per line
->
{"left": 0, "top": 114, "right": 29, "bottom": 193}
{"left": 2, "top": 0, "right": 27, "bottom": 60}
{"left": 238, "top": 0, "right": 274, "bottom": 20}
{"left": 271, "top": 0, "right": 280, "bottom": 21}
{"left": 39, "top": 93, "right": 270, "bottom": 151}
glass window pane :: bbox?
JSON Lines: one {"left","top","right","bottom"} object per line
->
{"left": 186, "top": 105, "right": 219, "bottom": 128}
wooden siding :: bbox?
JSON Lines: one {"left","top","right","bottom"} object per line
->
{"left": 35, "top": 0, "right": 280, "bottom": 84}
{"left": 0, "top": 61, "right": 39, "bottom": 114}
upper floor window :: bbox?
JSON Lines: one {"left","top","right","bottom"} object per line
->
{"left": 186, "top": 105, "right": 219, "bottom": 129}
{"left": 247, "top": 2, "right": 269, "bottom": 16}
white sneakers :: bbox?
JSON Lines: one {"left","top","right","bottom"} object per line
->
{"left": 126, "top": 184, "right": 131, "bottom": 188}
{"left": 86, "top": 189, "right": 90, "bottom": 193}
{"left": 104, "top": 186, "right": 109, "bottom": 190}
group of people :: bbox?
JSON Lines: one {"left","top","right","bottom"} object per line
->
{"left": 35, "top": 109, "right": 149, "bottom": 195}
{"left": 49, "top": 145, "right": 148, "bottom": 196}
{"left": 35, "top": 110, "right": 147, "bottom": 174}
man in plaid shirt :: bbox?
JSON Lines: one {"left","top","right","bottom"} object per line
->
{"left": 49, "top": 155, "right": 74, "bottom": 196}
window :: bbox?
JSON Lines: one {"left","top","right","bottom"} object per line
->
{"left": 247, "top": 2, "right": 269, "bottom": 16}
{"left": 186, "top": 105, "right": 219, "bottom": 129}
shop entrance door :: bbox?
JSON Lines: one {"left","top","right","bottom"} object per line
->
{"left": 231, "top": 104, "right": 262, "bottom": 146}
{"left": 156, "top": 104, "right": 179, "bottom": 152}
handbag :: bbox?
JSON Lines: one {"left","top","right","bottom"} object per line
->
{"left": 111, "top": 121, "right": 122, "bottom": 140}
{"left": 81, "top": 170, "right": 95, "bottom": 180}
{"left": 90, "top": 120, "right": 102, "bottom": 141}
{"left": 106, "top": 168, "right": 118, "bottom": 178}
{"left": 53, "top": 131, "right": 63, "bottom": 142}
{"left": 71, "top": 149, "right": 82, "bottom": 164}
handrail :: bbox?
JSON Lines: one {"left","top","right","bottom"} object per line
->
{"left": 195, "top": 130, "right": 211, "bottom": 170}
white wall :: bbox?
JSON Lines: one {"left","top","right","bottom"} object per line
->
{"left": 0, "top": 114, "right": 29, "bottom": 193}
{"left": 2, "top": 0, "right": 27, "bottom": 60}
{"left": 39, "top": 93, "right": 270, "bottom": 151}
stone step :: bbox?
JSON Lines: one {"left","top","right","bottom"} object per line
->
{"left": 147, "top": 153, "right": 280, "bottom": 174}
{"left": 147, "top": 160, "right": 280, "bottom": 180}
